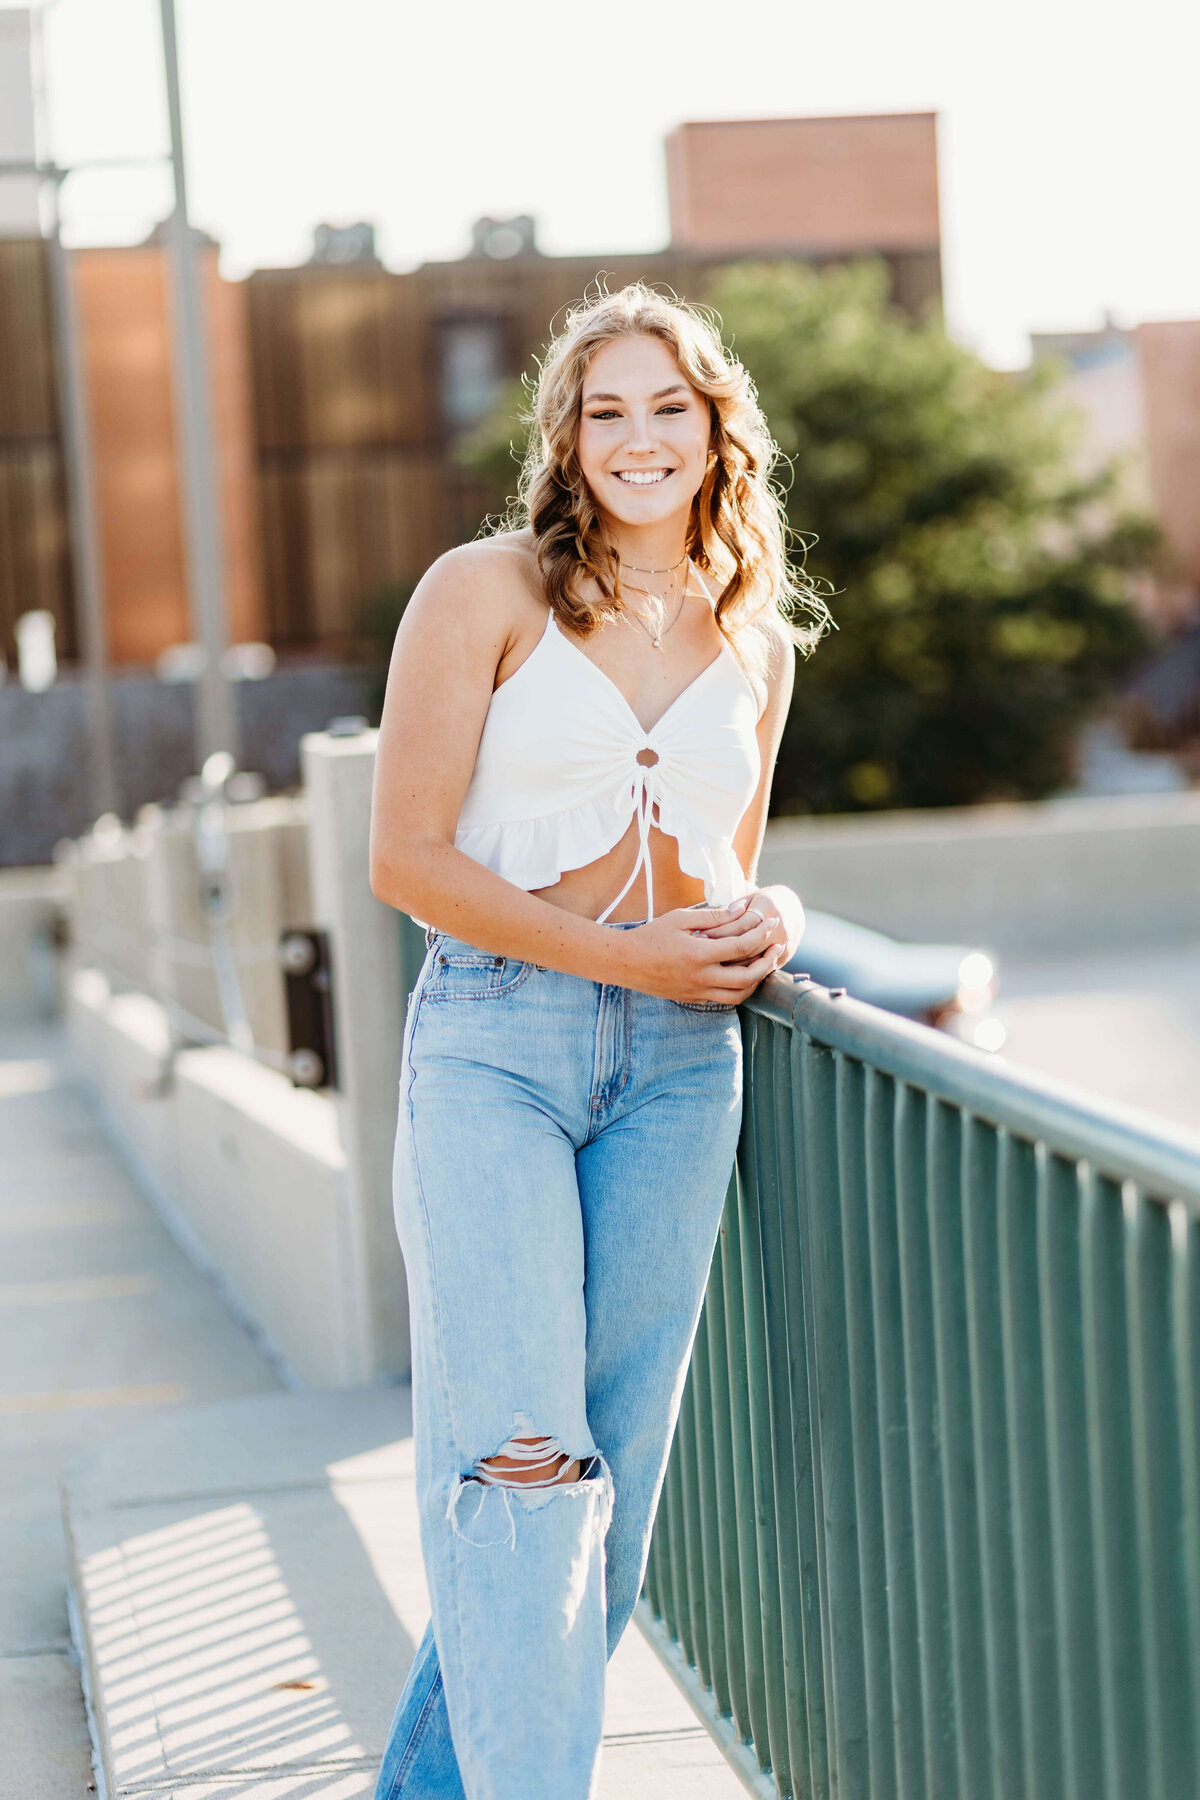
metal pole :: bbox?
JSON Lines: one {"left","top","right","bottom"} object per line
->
{"left": 158, "top": 0, "right": 239, "bottom": 767}
{"left": 42, "top": 176, "right": 120, "bottom": 819}
{"left": 26, "top": 5, "right": 119, "bottom": 819}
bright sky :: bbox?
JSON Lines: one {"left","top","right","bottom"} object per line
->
{"left": 18, "top": 0, "right": 1200, "bottom": 368}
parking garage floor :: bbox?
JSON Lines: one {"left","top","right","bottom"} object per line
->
{"left": 995, "top": 937, "right": 1200, "bottom": 1136}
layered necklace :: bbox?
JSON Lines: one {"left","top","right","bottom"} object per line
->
{"left": 618, "top": 552, "right": 690, "bottom": 650}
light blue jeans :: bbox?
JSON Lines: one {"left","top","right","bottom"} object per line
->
{"left": 375, "top": 924, "right": 743, "bottom": 1800}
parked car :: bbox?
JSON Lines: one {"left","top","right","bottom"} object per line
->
{"left": 784, "top": 910, "right": 1004, "bottom": 1050}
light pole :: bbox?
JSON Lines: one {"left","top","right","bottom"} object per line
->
{"left": 158, "top": 0, "right": 239, "bottom": 767}
{"left": 17, "top": 3, "right": 121, "bottom": 819}
{"left": 5, "top": 0, "right": 242, "bottom": 805}
{"left": 41, "top": 160, "right": 121, "bottom": 819}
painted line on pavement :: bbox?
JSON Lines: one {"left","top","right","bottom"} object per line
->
{"left": 0, "top": 1384, "right": 185, "bottom": 1414}
{"left": 0, "top": 1200, "right": 135, "bottom": 1233}
{"left": 0, "top": 1274, "right": 155, "bottom": 1307}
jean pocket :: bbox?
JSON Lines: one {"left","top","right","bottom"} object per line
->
{"left": 426, "top": 947, "right": 533, "bottom": 1002}
{"left": 677, "top": 999, "right": 739, "bottom": 1013}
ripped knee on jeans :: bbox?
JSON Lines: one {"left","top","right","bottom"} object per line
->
{"left": 445, "top": 1419, "right": 611, "bottom": 1549}
{"left": 472, "top": 1433, "right": 587, "bottom": 1490}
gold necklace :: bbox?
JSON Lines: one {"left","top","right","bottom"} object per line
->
{"left": 620, "top": 565, "right": 689, "bottom": 650}
{"left": 619, "top": 551, "right": 689, "bottom": 578}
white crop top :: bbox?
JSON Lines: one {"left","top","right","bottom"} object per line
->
{"left": 455, "top": 604, "right": 762, "bottom": 921}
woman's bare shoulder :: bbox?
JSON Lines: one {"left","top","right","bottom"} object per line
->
{"left": 402, "top": 532, "right": 544, "bottom": 644}
{"left": 747, "top": 607, "right": 796, "bottom": 723}
{"left": 424, "top": 529, "right": 537, "bottom": 586}
{"left": 767, "top": 607, "right": 798, "bottom": 670}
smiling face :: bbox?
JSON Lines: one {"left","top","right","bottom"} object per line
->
{"left": 576, "top": 333, "right": 712, "bottom": 541}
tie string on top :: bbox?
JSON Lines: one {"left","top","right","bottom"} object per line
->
{"left": 595, "top": 757, "right": 662, "bottom": 925}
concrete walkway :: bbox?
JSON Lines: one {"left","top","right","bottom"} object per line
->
{"left": 1, "top": 1023, "right": 744, "bottom": 1799}
{"left": 66, "top": 1389, "right": 738, "bottom": 1799}
{"left": 0, "top": 1021, "right": 281, "bottom": 1800}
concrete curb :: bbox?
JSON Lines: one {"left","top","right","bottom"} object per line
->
{"left": 66, "top": 1581, "right": 110, "bottom": 1800}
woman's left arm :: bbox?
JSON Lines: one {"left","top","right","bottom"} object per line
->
{"left": 728, "top": 622, "right": 805, "bottom": 962}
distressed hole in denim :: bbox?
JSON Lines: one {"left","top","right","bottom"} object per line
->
{"left": 473, "top": 1433, "right": 583, "bottom": 1490}
{"left": 445, "top": 1421, "right": 614, "bottom": 1551}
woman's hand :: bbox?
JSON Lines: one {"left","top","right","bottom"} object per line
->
{"left": 698, "top": 883, "right": 803, "bottom": 954}
{"left": 696, "top": 891, "right": 789, "bottom": 960}
{"left": 618, "top": 897, "right": 792, "bottom": 1006}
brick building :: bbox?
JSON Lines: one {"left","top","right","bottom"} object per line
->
{"left": 1, "top": 111, "right": 943, "bottom": 669}
{"left": 1033, "top": 318, "right": 1200, "bottom": 630}
{"left": 245, "top": 111, "right": 943, "bottom": 652}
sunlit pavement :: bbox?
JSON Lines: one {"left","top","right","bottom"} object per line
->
{"left": 994, "top": 938, "right": 1200, "bottom": 1136}
{"left": 66, "top": 1390, "right": 740, "bottom": 1800}
{"left": 0, "top": 1022, "right": 281, "bottom": 1800}
{"left": 1, "top": 1025, "right": 743, "bottom": 1800}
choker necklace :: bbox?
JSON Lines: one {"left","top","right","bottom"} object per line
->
{"left": 619, "top": 551, "right": 689, "bottom": 578}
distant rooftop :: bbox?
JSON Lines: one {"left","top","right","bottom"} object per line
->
{"left": 665, "top": 112, "right": 941, "bottom": 256}
{"left": 1031, "top": 316, "right": 1135, "bottom": 372}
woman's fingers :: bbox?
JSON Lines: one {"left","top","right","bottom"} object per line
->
{"left": 706, "top": 943, "right": 788, "bottom": 999}
{"left": 678, "top": 900, "right": 751, "bottom": 932}
{"left": 697, "top": 907, "right": 764, "bottom": 940}
{"left": 698, "top": 916, "right": 782, "bottom": 965}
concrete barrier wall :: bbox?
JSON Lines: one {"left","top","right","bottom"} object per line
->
{"left": 61, "top": 831, "right": 154, "bottom": 993}
{"left": 60, "top": 762, "right": 411, "bottom": 1389}
{"left": 759, "top": 792, "right": 1200, "bottom": 954}
{"left": 68, "top": 971, "right": 176, "bottom": 1190}
{"left": 140, "top": 801, "right": 299, "bottom": 1058}
{"left": 171, "top": 1047, "right": 356, "bottom": 1388}
{"left": 60, "top": 797, "right": 310, "bottom": 1055}
{"left": 66, "top": 967, "right": 358, "bottom": 1388}
{"left": 0, "top": 865, "right": 64, "bottom": 1016}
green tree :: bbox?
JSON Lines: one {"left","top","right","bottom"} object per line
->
{"left": 455, "top": 378, "right": 531, "bottom": 500}
{"left": 355, "top": 577, "right": 416, "bottom": 722}
{"left": 709, "top": 260, "right": 1155, "bottom": 812}
{"left": 460, "top": 260, "right": 1156, "bottom": 812}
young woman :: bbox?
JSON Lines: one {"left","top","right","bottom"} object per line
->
{"left": 369, "top": 283, "right": 819, "bottom": 1800}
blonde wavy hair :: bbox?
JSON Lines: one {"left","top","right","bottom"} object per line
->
{"left": 512, "top": 282, "right": 827, "bottom": 671}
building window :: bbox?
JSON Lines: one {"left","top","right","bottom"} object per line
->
{"left": 440, "top": 318, "right": 505, "bottom": 435}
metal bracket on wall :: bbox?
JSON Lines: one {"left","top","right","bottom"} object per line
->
{"left": 278, "top": 928, "right": 339, "bottom": 1090}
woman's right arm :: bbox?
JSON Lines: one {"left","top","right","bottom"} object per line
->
{"left": 368, "top": 545, "right": 781, "bottom": 1002}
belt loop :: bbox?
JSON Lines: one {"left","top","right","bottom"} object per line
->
{"left": 425, "top": 925, "right": 437, "bottom": 948}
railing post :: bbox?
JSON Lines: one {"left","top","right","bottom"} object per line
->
{"left": 302, "top": 729, "right": 409, "bottom": 1381}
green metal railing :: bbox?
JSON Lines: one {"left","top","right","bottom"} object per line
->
{"left": 640, "top": 972, "right": 1200, "bottom": 1800}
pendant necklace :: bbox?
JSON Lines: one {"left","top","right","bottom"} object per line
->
{"left": 619, "top": 557, "right": 690, "bottom": 650}
{"left": 620, "top": 574, "right": 687, "bottom": 650}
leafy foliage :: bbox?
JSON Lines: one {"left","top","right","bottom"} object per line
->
{"left": 709, "top": 260, "right": 1155, "bottom": 811}
{"left": 355, "top": 578, "right": 415, "bottom": 723}
{"left": 459, "top": 259, "right": 1157, "bottom": 812}
{"left": 454, "top": 379, "right": 531, "bottom": 503}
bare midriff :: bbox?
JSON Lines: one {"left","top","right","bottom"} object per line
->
{"left": 532, "top": 816, "right": 709, "bottom": 924}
